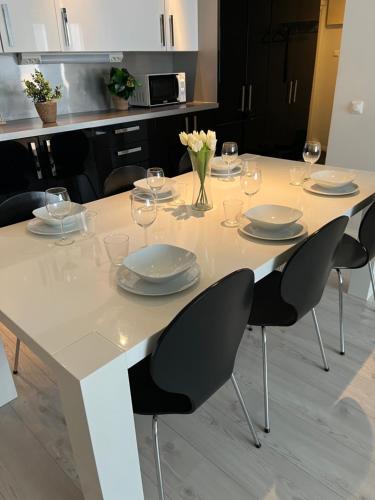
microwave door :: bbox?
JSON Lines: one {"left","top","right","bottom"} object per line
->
{"left": 149, "top": 75, "right": 179, "bottom": 106}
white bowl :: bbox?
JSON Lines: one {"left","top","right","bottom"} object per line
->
{"left": 133, "top": 178, "right": 176, "bottom": 199}
{"left": 244, "top": 204, "right": 303, "bottom": 231}
{"left": 123, "top": 244, "right": 197, "bottom": 283}
{"left": 311, "top": 170, "right": 356, "bottom": 188}
{"left": 210, "top": 157, "right": 242, "bottom": 172}
{"left": 33, "top": 203, "right": 86, "bottom": 227}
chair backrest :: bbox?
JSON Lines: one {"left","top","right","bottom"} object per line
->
{"left": 150, "top": 269, "right": 254, "bottom": 412}
{"left": 0, "top": 141, "right": 32, "bottom": 193}
{"left": 359, "top": 201, "right": 375, "bottom": 261}
{"left": 280, "top": 216, "right": 348, "bottom": 320}
{"left": 0, "top": 191, "right": 45, "bottom": 227}
{"left": 177, "top": 151, "right": 192, "bottom": 175}
{"left": 103, "top": 165, "right": 146, "bottom": 197}
{"left": 50, "top": 131, "right": 90, "bottom": 176}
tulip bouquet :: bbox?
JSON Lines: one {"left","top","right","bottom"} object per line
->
{"left": 179, "top": 130, "right": 217, "bottom": 210}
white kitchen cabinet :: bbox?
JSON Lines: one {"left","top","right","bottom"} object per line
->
{"left": 0, "top": 0, "right": 61, "bottom": 52}
{"left": 55, "top": 0, "right": 166, "bottom": 52}
{"left": 165, "top": 0, "right": 198, "bottom": 51}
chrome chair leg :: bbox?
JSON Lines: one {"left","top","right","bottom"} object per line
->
{"left": 336, "top": 269, "right": 345, "bottom": 355}
{"left": 368, "top": 262, "right": 375, "bottom": 301}
{"left": 152, "top": 415, "right": 165, "bottom": 500}
{"left": 13, "top": 338, "right": 21, "bottom": 374}
{"left": 231, "top": 374, "right": 261, "bottom": 448}
{"left": 261, "top": 326, "right": 270, "bottom": 433}
{"left": 311, "top": 308, "right": 330, "bottom": 372}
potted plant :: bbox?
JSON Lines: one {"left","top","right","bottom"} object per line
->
{"left": 23, "top": 70, "right": 62, "bottom": 124}
{"left": 107, "top": 67, "right": 140, "bottom": 111}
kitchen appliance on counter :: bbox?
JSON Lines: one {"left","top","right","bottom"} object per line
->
{"left": 129, "top": 72, "right": 186, "bottom": 107}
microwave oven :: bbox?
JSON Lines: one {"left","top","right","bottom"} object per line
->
{"left": 129, "top": 72, "right": 186, "bottom": 107}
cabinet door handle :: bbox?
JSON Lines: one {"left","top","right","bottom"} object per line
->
{"left": 169, "top": 15, "right": 175, "bottom": 47}
{"left": 44, "top": 139, "right": 57, "bottom": 176}
{"left": 160, "top": 14, "right": 166, "bottom": 47}
{"left": 288, "top": 81, "right": 293, "bottom": 105}
{"left": 30, "top": 141, "right": 42, "bottom": 179}
{"left": 241, "top": 85, "right": 245, "bottom": 112}
{"left": 293, "top": 79, "right": 298, "bottom": 103}
{"left": 1, "top": 4, "right": 14, "bottom": 47}
{"left": 185, "top": 116, "right": 189, "bottom": 133}
{"left": 248, "top": 84, "right": 253, "bottom": 112}
{"left": 193, "top": 115, "right": 197, "bottom": 131}
{"left": 61, "top": 8, "right": 71, "bottom": 47}
{"left": 117, "top": 146, "right": 142, "bottom": 157}
{"left": 115, "top": 125, "right": 140, "bottom": 135}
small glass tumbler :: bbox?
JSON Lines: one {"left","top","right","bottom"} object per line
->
{"left": 80, "top": 210, "right": 97, "bottom": 239}
{"left": 103, "top": 233, "right": 129, "bottom": 266}
{"left": 223, "top": 199, "right": 243, "bottom": 227}
{"left": 172, "top": 182, "right": 187, "bottom": 206}
{"left": 289, "top": 166, "right": 306, "bottom": 186}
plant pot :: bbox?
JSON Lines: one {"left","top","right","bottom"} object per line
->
{"left": 112, "top": 95, "right": 129, "bottom": 111}
{"left": 35, "top": 100, "right": 57, "bottom": 124}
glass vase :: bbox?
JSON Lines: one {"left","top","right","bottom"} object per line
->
{"left": 188, "top": 148, "right": 214, "bottom": 211}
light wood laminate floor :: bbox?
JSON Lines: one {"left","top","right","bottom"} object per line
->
{"left": 0, "top": 274, "right": 374, "bottom": 500}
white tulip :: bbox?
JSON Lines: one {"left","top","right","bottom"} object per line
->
{"left": 206, "top": 130, "right": 217, "bottom": 151}
{"left": 188, "top": 135, "right": 203, "bottom": 152}
{"left": 199, "top": 130, "right": 207, "bottom": 143}
{"left": 179, "top": 131, "right": 189, "bottom": 146}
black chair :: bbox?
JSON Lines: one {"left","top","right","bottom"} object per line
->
{"left": 0, "top": 191, "right": 46, "bottom": 374}
{"left": 0, "top": 141, "right": 33, "bottom": 194}
{"left": 333, "top": 202, "right": 375, "bottom": 355}
{"left": 177, "top": 151, "right": 192, "bottom": 175}
{"left": 248, "top": 216, "right": 348, "bottom": 433}
{"left": 103, "top": 165, "right": 146, "bottom": 197}
{"left": 128, "top": 269, "right": 260, "bottom": 500}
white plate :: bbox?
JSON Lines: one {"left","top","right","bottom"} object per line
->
{"left": 311, "top": 169, "right": 356, "bottom": 188}
{"left": 117, "top": 263, "right": 201, "bottom": 296}
{"left": 33, "top": 203, "right": 86, "bottom": 226}
{"left": 133, "top": 178, "right": 176, "bottom": 200}
{"left": 303, "top": 180, "right": 359, "bottom": 196}
{"left": 239, "top": 218, "right": 307, "bottom": 241}
{"left": 123, "top": 244, "right": 196, "bottom": 283}
{"left": 244, "top": 204, "right": 303, "bottom": 231}
{"left": 211, "top": 165, "right": 242, "bottom": 178}
{"left": 210, "top": 157, "right": 242, "bottom": 172}
{"left": 27, "top": 219, "right": 79, "bottom": 236}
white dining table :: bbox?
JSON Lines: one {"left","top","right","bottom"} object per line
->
{"left": 0, "top": 155, "right": 374, "bottom": 500}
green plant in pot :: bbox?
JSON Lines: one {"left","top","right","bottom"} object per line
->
{"left": 24, "top": 70, "right": 62, "bottom": 124}
{"left": 107, "top": 67, "right": 140, "bottom": 111}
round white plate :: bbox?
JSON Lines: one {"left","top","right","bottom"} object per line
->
{"left": 239, "top": 218, "right": 307, "bottom": 241}
{"left": 117, "top": 263, "right": 201, "bottom": 296}
{"left": 27, "top": 219, "right": 79, "bottom": 236}
{"left": 303, "top": 180, "right": 359, "bottom": 196}
{"left": 211, "top": 165, "right": 242, "bottom": 178}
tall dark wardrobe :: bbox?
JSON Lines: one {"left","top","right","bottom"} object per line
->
{"left": 216, "top": 0, "right": 321, "bottom": 160}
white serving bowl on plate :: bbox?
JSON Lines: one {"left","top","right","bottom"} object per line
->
{"left": 33, "top": 203, "right": 86, "bottom": 227}
{"left": 210, "top": 157, "right": 242, "bottom": 172}
{"left": 123, "top": 244, "right": 197, "bottom": 283}
{"left": 244, "top": 204, "right": 303, "bottom": 231}
{"left": 311, "top": 170, "right": 356, "bottom": 189}
{"left": 133, "top": 178, "right": 176, "bottom": 199}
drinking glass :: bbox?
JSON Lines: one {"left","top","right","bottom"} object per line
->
{"left": 240, "top": 162, "right": 262, "bottom": 200}
{"left": 131, "top": 188, "right": 157, "bottom": 246}
{"left": 289, "top": 166, "right": 306, "bottom": 186}
{"left": 221, "top": 142, "right": 238, "bottom": 182}
{"left": 303, "top": 141, "right": 321, "bottom": 178}
{"left": 171, "top": 182, "right": 187, "bottom": 206}
{"left": 104, "top": 233, "right": 129, "bottom": 266}
{"left": 79, "top": 210, "right": 97, "bottom": 239}
{"left": 45, "top": 187, "right": 73, "bottom": 246}
{"left": 147, "top": 167, "right": 166, "bottom": 200}
{"left": 223, "top": 199, "right": 243, "bottom": 227}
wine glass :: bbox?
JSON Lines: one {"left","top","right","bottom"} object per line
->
{"left": 221, "top": 142, "right": 238, "bottom": 182}
{"left": 303, "top": 140, "right": 321, "bottom": 178}
{"left": 45, "top": 187, "right": 73, "bottom": 246}
{"left": 131, "top": 188, "right": 157, "bottom": 247}
{"left": 147, "top": 167, "right": 166, "bottom": 202}
{"left": 240, "top": 162, "right": 262, "bottom": 201}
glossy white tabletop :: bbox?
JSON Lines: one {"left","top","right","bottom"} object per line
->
{"left": 0, "top": 156, "right": 374, "bottom": 369}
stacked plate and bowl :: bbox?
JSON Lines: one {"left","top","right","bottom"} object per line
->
{"left": 304, "top": 170, "right": 358, "bottom": 196}
{"left": 27, "top": 203, "right": 86, "bottom": 235}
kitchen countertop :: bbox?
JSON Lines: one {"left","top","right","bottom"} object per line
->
{"left": 0, "top": 101, "right": 218, "bottom": 142}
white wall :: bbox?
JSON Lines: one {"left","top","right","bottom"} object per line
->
{"left": 308, "top": 0, "right": 342, "bottom": 150}
{"left": 326, "top": 0, "right": 375, "bottom": 172}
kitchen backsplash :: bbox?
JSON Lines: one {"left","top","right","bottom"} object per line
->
{"left": 0, "top": 52, "right": 197, "bottom": 121}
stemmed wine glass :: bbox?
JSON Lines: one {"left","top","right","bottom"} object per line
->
{"left": 147, "top": 167, "right": 166, "bottom": 203}
{"left": 131, "top": 188, "right": 157, "bottom": 247}
{"left": 221, "top": 142, "right": 238, "bottom": 182}
{"left": 45, "top": 187, "right": 73, "bottom": 246}
{"left": 303, "top": 140, "right": 321, "bottom": 178}
{"left": 240, "top": 161, "right": 262, "bottom": 202}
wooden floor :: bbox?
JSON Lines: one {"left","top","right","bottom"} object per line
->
{"left": 0, "top": 274, "right": 374, "bottom": 500}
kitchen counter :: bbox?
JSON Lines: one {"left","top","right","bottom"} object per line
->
{"left": 0, "top": 101, "right": 218, "bottom": 142}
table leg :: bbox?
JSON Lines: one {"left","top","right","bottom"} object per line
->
{"left": 55, "top": 346, "right": 144, "bottom": 500}
{"left": 0, "top": 336, "right": 17, "bottom": 407}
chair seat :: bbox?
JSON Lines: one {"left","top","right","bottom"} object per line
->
{"left": 249, "top": 271, "right": 298, "bottom": 327}
{"left": 333, "top": 234, "right": 368, "bottom": 270}
{"left": 128, "top": 355, "right": 192, "bottom": 415}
